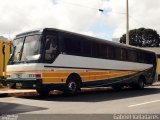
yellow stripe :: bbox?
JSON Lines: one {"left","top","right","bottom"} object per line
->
{"left": 8, "top": 69, "right": 139, "bottom": 83}
{"left": 42, "top": 70, "right": 138, "bottom": 83}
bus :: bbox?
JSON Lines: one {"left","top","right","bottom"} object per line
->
{"left": 158, "top": 54, "right": 160, "bottom": 80}
{"left": 5, "top": 28, "right": 157, "bottom": 95}
{"left": 0, "top": 39, "right": 10, "bottom": 81}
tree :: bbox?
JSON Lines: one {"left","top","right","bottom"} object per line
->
{"left": 120, "top": 28, "right": 160, "bottom": 47}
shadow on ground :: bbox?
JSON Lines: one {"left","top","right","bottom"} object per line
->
{"left": 0, "top": 102, "right": 47, "bottom": 115}
{"left": 0, "top": 93, "right": 8, "bottom": 97}
{"left": 18, "top": 86, "right": 160, "bottom": 102}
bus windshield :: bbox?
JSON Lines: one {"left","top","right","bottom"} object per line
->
{"left": 10, "top": 34, "right": 41, "bottom": 63}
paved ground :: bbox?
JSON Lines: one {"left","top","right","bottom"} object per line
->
{"left": 0, "top": 85, "right": 160, "bottom": 115}
{"left": 0, "top": 88, "right": 36, "bottom": 97}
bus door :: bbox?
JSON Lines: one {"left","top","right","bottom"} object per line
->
{"left": 0, "top": 40, "right": 10, "bottom": 79}
{"left": 0, "top": 40, "right": 4, "bottom": 78}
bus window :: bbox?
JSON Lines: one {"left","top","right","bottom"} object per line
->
{"left": 21, "top": 35, "right": 41, "bottom": 61}
{"left": 107, "top": 46, "right": 115, "bottom": 59}
{"left": 71, "top": 37, "right": 81, "bottom": 55}
{"left": 138, "top": 52, "right": 144, "bottom": 63}
{"left": 128, "top": 50, "right": 137, "bottom": 62}
{"left": 145, "top": 53, "right": 154, "bottom": 64}
{"left": 12, "top": 37, "right": 24, "bottom": 62}
{"left": 99, "top": 44, "right": 107, "bottom": 59}
{"left": 44, "top": 35, "right": 58, "bottom": 62}
{"left": 81, "top": 39, "right": 92, "bottom": 57}
{"left": 91, "top": 42, "right": 99, "bottom": 58}
{"left": 121, "top": 49, "right": 127, "bottom": 60}
{"left": 115, "top": 47, "right": 121, "bottom": 60}
{"left": 115, "top": 48, "right": 127, "bottom": 61}
{"left": 64, "top": 35, "right": 82, "bottom": 55}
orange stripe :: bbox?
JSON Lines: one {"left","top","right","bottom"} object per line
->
{"left": 7, "top": 69, "right": 138, "bottom": 83}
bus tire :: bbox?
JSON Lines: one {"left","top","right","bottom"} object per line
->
{"left": 36, "top": 89, "right": 50, "bottom": 96}
{"left": 64, "top": 76, "right": 81, "bottom": 95}
{"left": 133, "top": 76, "right": 145, "bottom": 90}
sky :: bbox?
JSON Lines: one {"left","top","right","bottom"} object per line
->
{"left": 0, "top": 0, "right": 160, "bottom": 41}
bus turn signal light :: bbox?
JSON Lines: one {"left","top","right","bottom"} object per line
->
{"left": 35, "top": 74, "right": 41, "bottom": 78}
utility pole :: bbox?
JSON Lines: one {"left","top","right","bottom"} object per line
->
{"left": 126, "top": 0, "right": 129, "bottom": 45}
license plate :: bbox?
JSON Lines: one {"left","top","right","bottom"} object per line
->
{"left": 12, "top": 74, "right": 22, "bottom": 79}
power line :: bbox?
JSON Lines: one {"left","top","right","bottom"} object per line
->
{"left": 57, "top": 0, "right": 127, "bottom": 15}
{"left": 57, "top": 0, "right": 149, "bottom": 28}
{"left": 59, "top": 0, "right": 100, "bottom": 10}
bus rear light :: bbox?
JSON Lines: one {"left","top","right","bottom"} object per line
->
{"left": 35, "top": 74, "right": 42, "bottom": 78}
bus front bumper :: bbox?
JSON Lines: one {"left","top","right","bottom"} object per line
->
{"left": 4, "top": 79, "right": 42, "bottom": 89}
{"left": 4, "top": 79, "right": 65, "bottom": 90}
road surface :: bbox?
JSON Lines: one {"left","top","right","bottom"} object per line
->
{"left": 0, "top": 86, "right": 160, "bottom": 115}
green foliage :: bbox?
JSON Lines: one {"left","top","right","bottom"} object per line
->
{"left": 120, "top": 28, "right": 160, "bottom": 47}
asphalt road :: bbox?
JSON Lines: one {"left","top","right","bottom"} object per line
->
{"left": 0, "top": 85, "right": 160, "bottom": 115}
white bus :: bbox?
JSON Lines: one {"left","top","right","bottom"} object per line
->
{"left": 5, "top": 28, "right": 157, "bottom": 95}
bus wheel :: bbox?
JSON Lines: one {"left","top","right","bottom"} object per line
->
{"left": 64, "top": 76, "right": 80, "bottom": 95}
{"left": 133, "top": 77, "right": 145, "bottom": 90}
{"left": 36, "top": 89, "right": 50, "bottom": 96}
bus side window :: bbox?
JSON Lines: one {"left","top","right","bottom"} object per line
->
{"left": 44, "top": 35, "right": 58, "bottom": 62}
{"left": 115, "top": 47, "right": 121, "bottom": 60}
{"left": 107, "top": 46, "right": 115, "bottom": 59}
{"left": 145, "top": 53, "right": 153, "bottom": 64}
{"left": 81, "top": 39, "right": 92, "bottom": 57}
{"left": 72, "top": 36, "right": 81, "bottom": 55}
{"left": 99, "top": 44, "right": 107, "bottom": 59}
{"left": 121, "top": 49, "right": 127, "bottom": 61}
{"left": 64, "top": 35, "right": 81, "bottom": 55}
{"left": 91, "top": 42, "right": 99, "bottom": 58}
{"left": 128, "top": 50, "right": 137, "bottom": 62}
{"left": 138, "top": 52, "right": 147, "bottom": 63}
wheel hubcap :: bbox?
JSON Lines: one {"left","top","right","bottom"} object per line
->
{"left": 68, "top": 82, "right": 77, "bottom": 91}
{"left": 139, "top": 80, "right": 144, "bottom": 88}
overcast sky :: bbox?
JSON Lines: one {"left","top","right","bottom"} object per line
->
{"left": 0, "top": 0, "right": 160, "bottom": 40}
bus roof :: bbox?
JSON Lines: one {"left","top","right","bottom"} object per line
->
{"left": 16, "top": 29, "right": 43, "bottom": 38}
{"left": 15, "top": 27, "right": 156, "bottom": 55}
{"left": 44, "top": 28, "right": 156, "bottom": 55}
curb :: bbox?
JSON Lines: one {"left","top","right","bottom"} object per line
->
{"left": 152, "top": 84, "right": 160, "bottom": 86}
{"left": 7, "top": 91, "right": 37, "bottom": 97}
{"left": 152, "top": 81, "right": 160, "bottom": 86}
{"left": 0, "top": 89, "right": 37, "bottom": 97}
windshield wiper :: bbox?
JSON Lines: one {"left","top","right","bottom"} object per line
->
{"left": 9, "top": 46, "right": 16, "bottom": 64}
{"left": 15, "top": 41, "right": 25, "bottom": 62}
